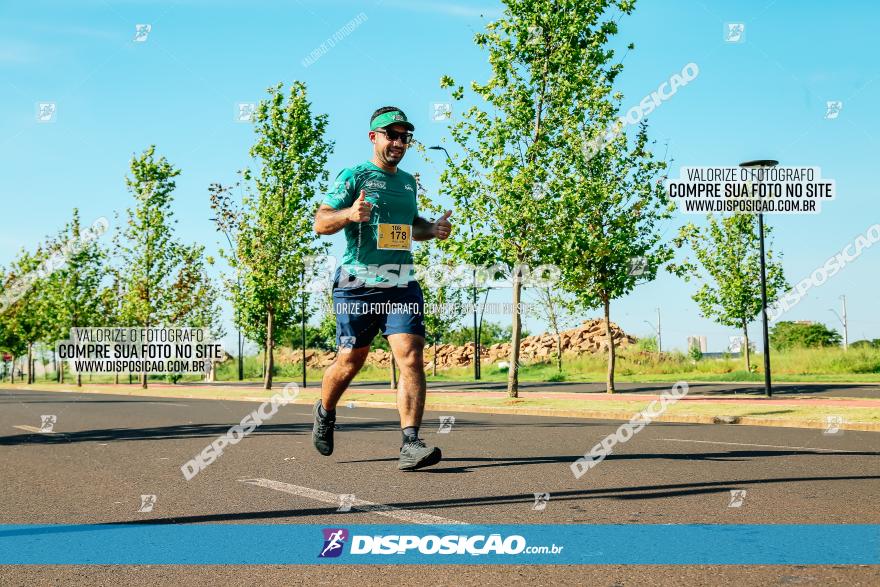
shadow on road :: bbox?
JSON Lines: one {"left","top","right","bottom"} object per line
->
{"left": 1, "top": 474, "right": 875, "bottom": 532}
{"left": 340, "top": 449, "right": 880, "bottom": 473}
{"left": 0, "top": 416, "right": 622, "bottom": 445}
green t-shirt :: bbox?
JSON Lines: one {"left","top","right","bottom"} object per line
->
{"left": 322, "top": 161, "right": 419, "bottom": 286}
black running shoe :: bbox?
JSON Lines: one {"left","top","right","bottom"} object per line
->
{"left": 312, "top": 400, "right": 335, "bottom": 456}
{"left": 398, "top": 437, "right": 442, "bottom": 471}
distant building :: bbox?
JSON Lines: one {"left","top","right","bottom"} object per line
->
{"left": 728, "top": 335, "right": 757, "bottom": 354}
{"left": 687, "top": 335, "right": 708, "bottom": 353}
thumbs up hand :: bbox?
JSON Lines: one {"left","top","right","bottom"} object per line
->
{"left": 432, "top": 210, "right": 453, "bottom": 240}
{"left": 348, "top": 190, "right": 373, "bottom": 223}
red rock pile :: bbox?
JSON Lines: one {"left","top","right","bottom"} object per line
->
{"left": 277, "top": 318, "right": 636, "bottom": 370}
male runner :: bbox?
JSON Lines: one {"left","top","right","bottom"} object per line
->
{"left": 312, "top": 106, "right": 453, "bottom": 471}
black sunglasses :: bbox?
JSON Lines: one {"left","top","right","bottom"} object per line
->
{"left": 374, "top": 128, "right": 414, "bottom": 145}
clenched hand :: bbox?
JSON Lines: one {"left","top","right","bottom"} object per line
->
{"left": 348, "top": 190, "right": 372, "bottom": 223}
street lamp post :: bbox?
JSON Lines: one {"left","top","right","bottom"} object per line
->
{"left": 739, "top": 159, "right": 778, "bottom": 398}
{"left": 643, "top": 306, "right": 661, "bottom": 360}
{"left": 829, "top": 294, "right": 848, "bottom": 351}
{"left": 657, "top": 307, "right": 662, "bottom": 355}
{"left": 430, "top": 145, "right": 481, "bottom": 380}
{"left": 301, "top": 265, "right": 307, "bottom": 390}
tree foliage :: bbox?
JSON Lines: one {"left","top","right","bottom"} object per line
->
{"left": 438, "top": 0, "right": 638, "bottom": 396}
{"left": 770, "top": 321, "right": 842, "bottom": 351}
{"left": 670, "top": 213, "right": 788, "bottom": 370}
{"left": 210, "top": 81, "right": 331, "bottom": 389}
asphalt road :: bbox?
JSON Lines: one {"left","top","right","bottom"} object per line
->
{"left": 1, "top": 388, "right": 878, "bottom": 585}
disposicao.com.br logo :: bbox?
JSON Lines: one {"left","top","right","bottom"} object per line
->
{"left": 318, "top": 528, "right": 563, "bottom": 558}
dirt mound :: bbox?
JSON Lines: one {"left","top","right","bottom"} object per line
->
{"left": 428, "top": 318, "right": 636, "bottom": 369}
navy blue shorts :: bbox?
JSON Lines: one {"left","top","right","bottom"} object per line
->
{"left": 332, "top": 267, "right": 425, "bottom": 350}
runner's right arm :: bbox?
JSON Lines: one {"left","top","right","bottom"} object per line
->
{"left": 314, "top": 168, "right": 370, "bottom": 235}
{"left": 314, "top": 191, "right": 372, "bottom": 235}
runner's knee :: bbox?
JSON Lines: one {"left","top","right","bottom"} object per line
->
{"left": 335, "top": 347, "right": 369, "bottom": 370}
{"left": 394, "top": 347, "right": 424, "bottom": 373}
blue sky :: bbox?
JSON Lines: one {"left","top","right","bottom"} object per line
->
{"left": 1, "top": 0, "right": 878, "bottom": 353}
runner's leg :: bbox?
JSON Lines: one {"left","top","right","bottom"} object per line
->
{"left": 320, "top": 346, "right": 370, "bottom": 411}
{"left": 387, "top": 333, "right": 426, "bottom": 428}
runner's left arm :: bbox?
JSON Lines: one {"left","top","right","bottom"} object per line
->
{"left": 412, "top": 216, "right": 436, "bottom": 241}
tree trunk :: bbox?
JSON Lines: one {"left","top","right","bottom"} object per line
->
{"left": 141, "top": 372, "right": 147, "bottom": 389}
{"left": 59, "top": 359, "right": 64, "bottom": 384}
{"left": 27, "top": 344, "right": 33, "bottom": 384}
{"left": 114, "top": 373, "right": 119, "bottom": 385}
{"left": 9, "top": 356, "right": 15, "bottom": 384}
{"left": 743, "top": 322, "right": 751, "bottom": 372}
{"left": 604, "top": 298, "right": 616, "bottom": 394}
{"left": 556, "top": 332, "right": 563, "bottom": 373}
{"left": 263, "top": 307, "right": 275, "bottom": 390}
{"left": 432, "top": 339, "right": 437, "bottom": 377}
{"left": 506, "top": 267, "right": 523, "bottom": 398}
{"left": 77, "top": 373, "right": 82, "bottom": 387}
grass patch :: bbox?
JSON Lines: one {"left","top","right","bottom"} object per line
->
{"left": 420, "top": 346, "right": 880, "bottom": 383}
{"left": 13, "top": 346, "right": 879, "bottom": 387}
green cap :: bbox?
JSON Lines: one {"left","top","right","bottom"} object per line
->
{"left": 370, "top": 110, "right": 415, "bottom": 132}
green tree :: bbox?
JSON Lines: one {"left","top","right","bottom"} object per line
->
{"left": 851, "top": 339, "right": 880, "bottom": 349}
{"left": 97, "top": 267, "right": 127, "bottom": 384}
{"left": 313, "top": 289, "right": 337, "bottom": 351}
{"left": 550, "top": 120, "right": 673, "bottom": 393}
{"left": 2, "top": 248, "right": 55, "bottom": 384}
{"left": 635, "top": 335, "right": 658, "bottom": 353}
{"left": 527, "top": 286, "right": 577, "bottom": 373}
{"left": 0, "top": 267, "right": 28, "bottom": 383}
{"left": 411, "top": 174, "right": 465, "bottom": 374}
{"left": 115, "top": 146, "right": 207, "bottom": 388}
{"left": 43, "top": 210, "right": 107, "bottom": 385}
{"left": 670, "top": 214, "right": 788, "bottom": 371}
{"left": 414, "top": 243, "right": 465, "bottom": 376}
{"left": 770, "top": 321, "right": 842, "bottom": 351}
{"left": 210, "top": 82, "right": 332, "bottom": 390}
{"left": 506, "top": 0, "right": 675, "bottom": 395}
{"left": 167, "top": 246, "right": 226, "bottom": 381}
{"left": 438, "top": 0, "right": 635, "bottom": 396}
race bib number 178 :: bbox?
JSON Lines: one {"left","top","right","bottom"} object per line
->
{"left": 376, "top": 223, "right": 412, "bottom": 250}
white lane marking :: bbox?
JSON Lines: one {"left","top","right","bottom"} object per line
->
{"left": 659, "top": 438, "right": 864, "bottom": 453}
{"left": 240, "top": 478, "right": 466, "bottom": 525}
{"left": 13, "top": 425, "right": 57, "bottom": 434}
